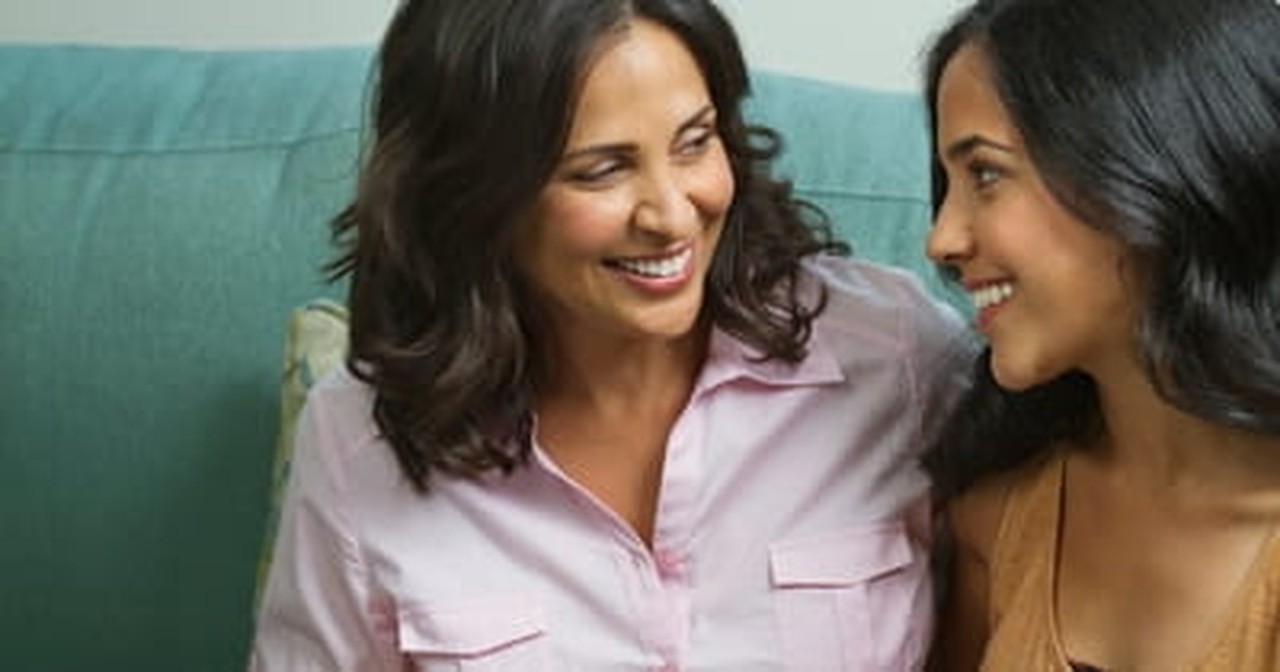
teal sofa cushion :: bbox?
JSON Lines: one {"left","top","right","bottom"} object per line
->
{"left": 0, "top": 45, "right": 945, "bottom": 672}
{"left": 748, "top": 73, "right": 946, "bottom": 299}
{"left": 0, "top": 46, "right": 365, "bottom": 672}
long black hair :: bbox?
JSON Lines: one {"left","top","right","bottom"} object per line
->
{"left": 922, "top": 0, "right": 1280, "bottom": 498}
{"left": 330, "top": 0, "right": 845, "bottom": 491}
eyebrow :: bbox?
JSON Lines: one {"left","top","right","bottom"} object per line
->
{"left": 943, "top": 134, "right": 1017, "bottom": 162}
{"left": 561, "top": 104, "right": 718, "bottom": 161}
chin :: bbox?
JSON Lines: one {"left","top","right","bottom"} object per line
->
{"left": 637, "top": 294, "right": 706, "bottom": 338}
{"left": 642, "top": 313, "right": 704, "bottom": 340}
{"left": 989, "top": 356, "right": 1053, "bottom": 393}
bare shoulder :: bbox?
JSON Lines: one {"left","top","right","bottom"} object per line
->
{"left": 927, "top": 461, "right": 1047, "bottom": 672}
{"left": 946, "top": 463, "right": 1033, "bottom": 565}
{"left": 928, "top": 464, "right": 1035, "bottom": 672}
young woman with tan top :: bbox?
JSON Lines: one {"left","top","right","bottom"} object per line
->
{"left": 921, "top": 0, "right": 1280, "bottom": 670}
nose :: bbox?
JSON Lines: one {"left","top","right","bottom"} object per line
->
{"left": 926, "top": 194, "right": 974, "bottom": 268}
{"left": 633, "top": 166, "right": 700, "bottom": 238}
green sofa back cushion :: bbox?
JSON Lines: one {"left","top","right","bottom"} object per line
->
{"left": 1, "top": 46, "right": 364, "bottom": 671}
{"left": 0, "top": 45, "right": 944, "bottom": 672}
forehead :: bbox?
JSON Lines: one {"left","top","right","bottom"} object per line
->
{"left": 566, "top": 19, "right": 710, "bottom": 131}
{"left": 935, "top": 44, "right": 1018, "bottom": 146}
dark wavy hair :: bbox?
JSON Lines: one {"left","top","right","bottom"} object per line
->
{"left": 329, "top": 0, "right": 846, "bottom": 492}
{"left": 922, "top": 0, "right": 1280, "bottom": 498}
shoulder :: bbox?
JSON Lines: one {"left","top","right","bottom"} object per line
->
{"left": 293, "top": 365, "right": 382, "bottom": 471}
{"left": 946, "top": 470, "right": 1018, "bottom": 569}
{"left": 802, "top": 254, "right": 972, "bottom": 354}
{"left": 801, "top": 255, "right": 978, "bottom": 412}
{"left": 802, "top": 254, "right": 946, "bottom": 314}
{"left": 310, "top": 362, "right": 372, "bottom": 401}
{"left": 308, "top": 365, "right": 376, "bottom": 425}
{"left": 946, "top": 452, "right": 1057, "bottom": 566}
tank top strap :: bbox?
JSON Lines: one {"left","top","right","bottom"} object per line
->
{"left": 987, "top": 450, "right": 1068, "bottom": 624}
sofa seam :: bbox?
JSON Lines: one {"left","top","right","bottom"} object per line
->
{"left": 794, "top": 186, "right": 930, "bottom": 204}
{"left": 0, "top": 124, "right": 362, "bottom": 157}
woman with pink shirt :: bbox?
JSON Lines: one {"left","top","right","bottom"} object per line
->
{"left": 251, "top": 0, "right": 971, "bottom": 669}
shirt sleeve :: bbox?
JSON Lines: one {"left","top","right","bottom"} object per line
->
{"left": 249, "top": 386, "right": 397, "bottom": 672}
{"left": 896, "top": 277, "right": 978, "bottom": 462}
{"left": 799, "top": 253, "right": 977, "bottom": 453}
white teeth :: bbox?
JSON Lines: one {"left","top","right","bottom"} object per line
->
{"left": 611, "top": 249, "right": 692, "bottom": 278}
{"left": 971, "top": 282, "right": 1014, "bottom": 310}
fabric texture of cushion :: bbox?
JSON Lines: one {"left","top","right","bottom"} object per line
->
{"left": 1, "top": 45, "right": 361, "bottom": 670}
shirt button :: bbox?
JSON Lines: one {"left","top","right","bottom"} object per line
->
{"left": 654, "top": 550, "right": 683, "bottom": 579}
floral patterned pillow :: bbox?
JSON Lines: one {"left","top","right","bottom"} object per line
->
{"left": 254, "top": 298, "right": 349, "bottom": 610}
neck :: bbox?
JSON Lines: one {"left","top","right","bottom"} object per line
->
{"left": 535, "top": 323, "right": 709, "bottom": 419}
{"left": 1087, "top": 360, "right": 1280, "bottom": 515}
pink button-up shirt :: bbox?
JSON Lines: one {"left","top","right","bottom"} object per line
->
{"left": 251, "top": 256, "right": 972, "bottom": 672}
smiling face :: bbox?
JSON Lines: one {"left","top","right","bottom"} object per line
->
{"left": 513, "top": 18, "right": 734, "bottom": 352}
{"left": 928, "top": 44, "right": 1141, "bottom": 391}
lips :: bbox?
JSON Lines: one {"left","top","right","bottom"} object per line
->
{"left": 605, "top": 247, "right": 693, "bottom": 279}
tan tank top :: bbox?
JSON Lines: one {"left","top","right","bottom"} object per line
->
{"left": 979, "top": 451, "right": 1280, "bottom": 672}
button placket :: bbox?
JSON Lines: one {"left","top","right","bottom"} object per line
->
{"left": 653, "top": 548, "right": 685, "bottom": 581}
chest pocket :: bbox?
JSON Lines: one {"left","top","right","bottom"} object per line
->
{"left": 769, "top": 520, "right": 930, "bottom": 672}
{"left": 398, "top": 595, "right": 554, "bottom": 672}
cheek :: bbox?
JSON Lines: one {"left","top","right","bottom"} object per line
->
{"left": 1076, "top": 253, "right": 1141, "bottom": 342}
{"left": 691, "top": 148, "right": 736, "bottom": 218}
{"left": 529, "top": 192, "right": 633, "bottom": 258}
{"left": 978, "top": 202, "right": 1070, "bottom": 278}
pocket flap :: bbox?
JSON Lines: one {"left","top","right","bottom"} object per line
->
{"left": 398, "top": 595, "right": 546, "bottom": 656}
{"left": 770, "top": 520, "right": 915, "bottom": 587}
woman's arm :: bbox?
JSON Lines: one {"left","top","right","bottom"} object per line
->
{"left": 250, "top": 387, "right": 396, "bottom": 672}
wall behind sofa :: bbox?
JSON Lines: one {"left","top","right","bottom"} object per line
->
{"left": 0, "top": 0, "right": 963, "bottom": 91}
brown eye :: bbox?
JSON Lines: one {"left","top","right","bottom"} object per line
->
{"left": 969, "top": 161, "right": 1003, "bottom": 189}
{"left": 570, "top": 159, "right": 626, "bottom": 185}
{"left": 672, "top": 127, "right": 713, "bottom": 158}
